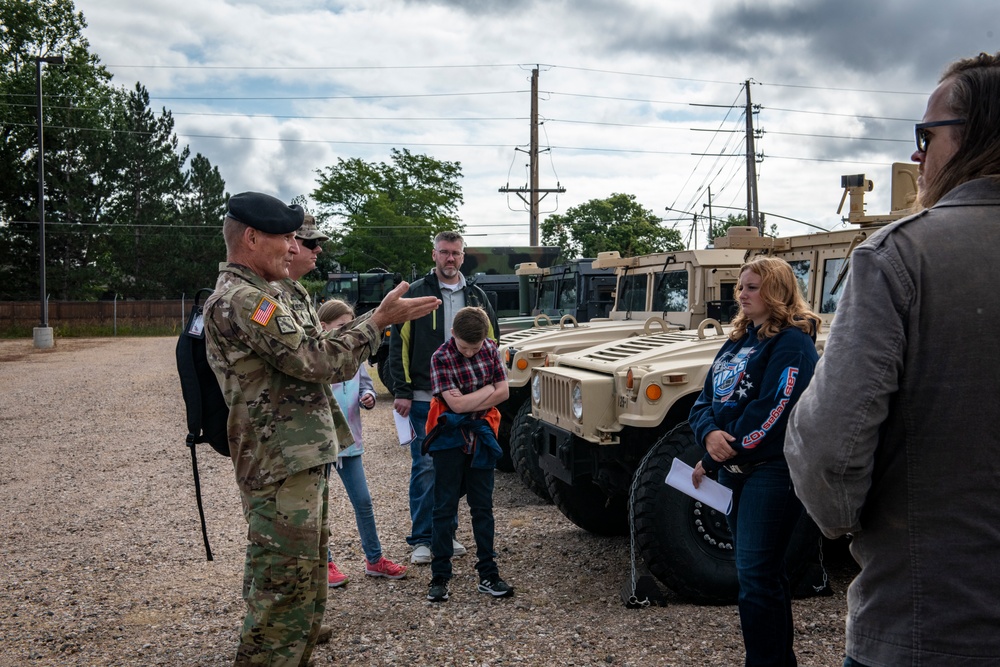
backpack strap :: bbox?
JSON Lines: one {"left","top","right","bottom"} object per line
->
{"left": 176, "top": 288, "right": 229, "bottom": 561}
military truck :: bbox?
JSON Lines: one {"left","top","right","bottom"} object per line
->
{"left": 498, "top": 248, "right": 748, "bottom": 498}
{"left": 463, "top": 246, "right": 560, "bottom": 319}
{"left": 526, "top": 163, "right": 918, "bottom": 603}
{"left": 324, "top": 270, "right": 401, "bottom": 387}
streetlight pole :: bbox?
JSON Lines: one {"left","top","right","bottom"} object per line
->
{"left": 34, "top": 54, "right": 64, "bottom": 349}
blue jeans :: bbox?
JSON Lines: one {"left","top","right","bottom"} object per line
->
{"left": 429, "top": 446, "right": 498, "bottom": 581}
{"left": 331, "top": 455, "right": 382, "bottom": 563}
{"left": 406, "top": 400, "right": 435, "bottom": 546}
{"left": 843, "top": 659, "right": 870, "bottom": 667}
{"left": 719, "top": 460, "right": 803, "bottom": 667}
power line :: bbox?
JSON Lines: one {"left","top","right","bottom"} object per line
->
{"left": 94, "top": 60, "right": 931, "bottom": 97}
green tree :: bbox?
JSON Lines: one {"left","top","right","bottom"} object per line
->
{"left": 163, "top": 152, "right": 228, "bottom": 296}
{"left": 0, "top": 0, "right": 117, "bottom": 300}
{"left": 540, "top": 193, "right": 683, "bottom": 262}
{"left": 102, "top": 83, "right": 188, "bottom": 298}
{"left": 311, "top": 148, "right": 464, "bottom": 277}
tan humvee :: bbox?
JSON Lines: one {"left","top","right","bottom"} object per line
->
{"left": 498, "top": 247, "right": 747, "bottom": 498}
{"left": 526, "top": 164, "right": 918, "bottom": 604}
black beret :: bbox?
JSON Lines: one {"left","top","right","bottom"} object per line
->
{"left": 226, "top": 192, "right": 304, "bottom": 234}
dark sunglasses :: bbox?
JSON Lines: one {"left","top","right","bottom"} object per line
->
{"left": 914, "top": 118, "right": 965, "bottom": 153}
{"left": 297, "top": 237, "right": 322, "bottom": 250}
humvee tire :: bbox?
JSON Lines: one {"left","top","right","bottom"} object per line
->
{"left": 632, "top": 423, "right": 737, "bottom": 603}
{"left": 494, "top": 415, "right": 515, "bottom": 472}
{"left": 545, "top": 471, "right": 629, "bottom": 536}
{"left": 510, "top": 400, "right": 551, "bottom": 502}
{"left": 632, "top": 422, "right": 822, "bottom": 605}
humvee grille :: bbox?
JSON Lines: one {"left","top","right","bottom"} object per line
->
{"left": 539, "top": 373, "right": 573, "bottom": 416}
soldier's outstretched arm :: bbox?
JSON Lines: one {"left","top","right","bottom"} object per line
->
{"left": 370, "top": 281, "right": 440, "bottom": 330}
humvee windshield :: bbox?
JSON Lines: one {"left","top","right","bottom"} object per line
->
{"left": 536, "top": 279, "right": 557, "bottom": 311}
{"left": 617, "top": 274, "right": 648, "bottom": 311}
{"left": 556, "top": 277, "right": 577, "bottom": 310}
{"left": 788, "top": 260, "right": 811, "bottom": 300}
{"left": 820, "top": 257, "right": 846, "bottom": 314}
{"left": 652, "top": 270, "right": 688, "bottom": 312}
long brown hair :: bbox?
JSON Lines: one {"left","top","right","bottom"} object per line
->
{"left": 729, "top": 256, "right": 821, "bottom": 341}
{"left": 317, "top": 299, "right": 355, "bottom": 325}
{"left": 920, "top": 52, "right": 1000, "bottom": 207}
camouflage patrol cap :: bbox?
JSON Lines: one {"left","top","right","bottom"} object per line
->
{"left": 226, "top": 192, "right": 304, "bottom": 234}
{"left": 296, "top": 214, "right": 329, "bottom": 241}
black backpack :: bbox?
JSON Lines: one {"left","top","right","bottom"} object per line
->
{"left": 175, "top": 288, "right": 230, "bottom": 560}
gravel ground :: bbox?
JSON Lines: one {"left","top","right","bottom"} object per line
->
{"left": 0, "top": 337, "right": 856, "bottom": 666}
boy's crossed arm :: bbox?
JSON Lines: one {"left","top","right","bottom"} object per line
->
{"left": 441, "top": 380, "right": 509, "bottom": 415}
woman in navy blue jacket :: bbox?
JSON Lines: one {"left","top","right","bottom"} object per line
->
{"left": 689, "top": 256, "right": 821, "bottom": 667}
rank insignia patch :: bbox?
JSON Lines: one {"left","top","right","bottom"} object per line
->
{"left": 251, "top": 297, "right": 278, "bottom": 326}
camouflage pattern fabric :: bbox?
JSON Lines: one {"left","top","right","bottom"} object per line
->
{"left": 235, "top": 468, "right": 329, "bottom": 665}
{"left": 203, "top": 263, "right": 383, "bottom": 665}
{"left": 204, "top": 263, "right": 382, "bottom": 489}
{"left": 275, "top": 277, "right": 355, "bottom": 455}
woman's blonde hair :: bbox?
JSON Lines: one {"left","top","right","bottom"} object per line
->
{"left": 316, "top": 299, "right": 355, "bottom": 325}
{"left": 729, "top": 256, "right": 821, "bottom": 341}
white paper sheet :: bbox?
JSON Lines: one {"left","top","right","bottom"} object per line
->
{"left": 394, "top": 410, "right": 415, "bottom": 445}
{"left": 665, "top": 458, "right": 733, "bottom": 515}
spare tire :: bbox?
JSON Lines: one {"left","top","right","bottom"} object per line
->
{"left": 631, "top": 422, "right": 822, "bottom": 605}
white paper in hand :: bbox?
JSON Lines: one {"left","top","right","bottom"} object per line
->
{"left": 665, "top": 458, "right": 733, "bottom": 515}
{"left": 394, "top": 410, "right": 415, "bottom": 445}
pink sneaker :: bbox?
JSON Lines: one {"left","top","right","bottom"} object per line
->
{"left": 365, "top": 556, "right": 408, "bottom": 580}
{"left": 328, "top": 561, "right": 348, "bottom": 588}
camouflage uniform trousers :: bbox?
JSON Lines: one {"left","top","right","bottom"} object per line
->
{"left": 235, "top": 466, "right": 329, "bottom": 666}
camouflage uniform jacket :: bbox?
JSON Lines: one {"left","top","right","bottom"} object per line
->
{"left": 274, "top": 277, "right": 356, "bottom": 457}
{"left": 204, "top": 263, "right": 381, "bottom": 490}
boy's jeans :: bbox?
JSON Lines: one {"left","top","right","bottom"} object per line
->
{"left": 429, "top": 446, "right": 498, "bottom": 581}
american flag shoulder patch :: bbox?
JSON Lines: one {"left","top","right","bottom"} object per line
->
{"left": 251, "top": 297, "right": 278, "bottom": 326}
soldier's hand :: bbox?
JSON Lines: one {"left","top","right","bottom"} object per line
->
{"left": 370, "top": 281, "right": 441, "bottom": 330}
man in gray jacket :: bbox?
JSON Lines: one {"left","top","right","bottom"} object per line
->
{"left": 786, "top": 52, "right": 1000, "bottom": 667}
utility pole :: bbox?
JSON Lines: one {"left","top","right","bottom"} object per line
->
{"left": 703, "top": 185, "right": 713, "bottom": 240}
{"left": 499, "top": 67, "right": 566, "bottom": 245}
{"left": 744, "top": 80, "right": 762, "bottom": 234}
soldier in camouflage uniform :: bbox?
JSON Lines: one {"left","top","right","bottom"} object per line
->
{"left": 204, "top": 193, "right": 439, "bottom": 666}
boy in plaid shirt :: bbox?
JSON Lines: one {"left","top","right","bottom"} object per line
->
{"left": 423, "top": 306, "right": 512, "bottom": 602}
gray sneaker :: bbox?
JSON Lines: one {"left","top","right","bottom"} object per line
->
{"left": 477, "top": 575, "right": 514, "bottom": 598}
{"left": 452, "top": 539, "right": 467, "bottom": 557}
{"left": 427, "top": 576, "right": 450, "bottom": 602}
{"left": 410, "top": 544, "right": 432, "bottom": 565}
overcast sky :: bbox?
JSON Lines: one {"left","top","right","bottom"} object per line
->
{"left": 70, "top": 0, "right": 997, "bottom": 246}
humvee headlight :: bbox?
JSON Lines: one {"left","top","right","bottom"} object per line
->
{"left": 571, "top": 383, "right": 583, "bottom": 421}
{"left": 516, "top": 358, "right": 529, "bottom": 371}
{"left": 645, "top": 384, "right": 663, "bottom": 401}
{"left": 531, "top": 373, "right": 541, "bottom": 405}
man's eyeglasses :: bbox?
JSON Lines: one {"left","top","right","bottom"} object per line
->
{"left": 297, "top": 237, "right": 322, "bottom": 250}
{"left": 434, "top": 249, "right": 464, "bottom": 258}
{"left": 915, "top": 119, "right": 965, "bottom": 153}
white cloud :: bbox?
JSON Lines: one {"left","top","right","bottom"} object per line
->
{"left": 71, "top": 0, "right": 992, "bottom": 245}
